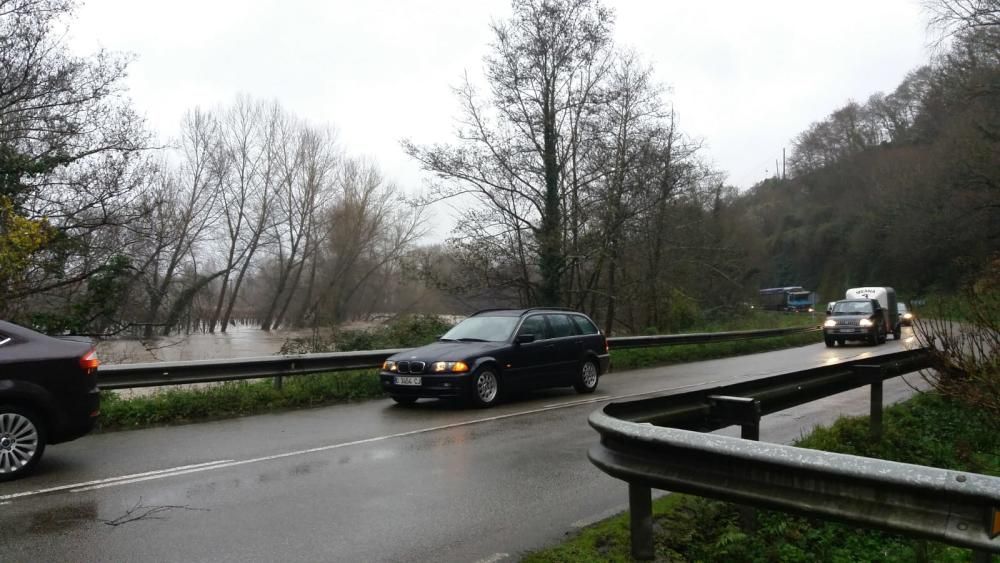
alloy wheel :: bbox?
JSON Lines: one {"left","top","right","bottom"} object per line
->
{"left": 0, "top": 412, "right": 39, "bottom": 476}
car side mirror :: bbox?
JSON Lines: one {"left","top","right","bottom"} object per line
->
{"left": 516, "top": 333, "right": 535, "bottom": 344}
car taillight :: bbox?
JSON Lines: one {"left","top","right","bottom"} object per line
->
{"left": 604, "top": 338, "right": 609, "bottom": 353}
{"left": 80, "top": 349, "right": 99, "bottom": 374}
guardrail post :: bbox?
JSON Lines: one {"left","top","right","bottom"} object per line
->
{"left": 628, "top": 482, "right": 655, "bottom": 560}
{"left": 854, "top": 365, "right": 884, "bottom": 440}
{"left": 870, "top": 379, "right": 883, "bottom": 440}
{"left": 273, "top": 375, "right": 283, "bottom": 390}
{"left": 708, "top": 396, "right": 762, "bottom": 530}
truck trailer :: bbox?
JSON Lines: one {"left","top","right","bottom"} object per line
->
{"left": 758, "top": 286, "right": 817, "bottom": 312}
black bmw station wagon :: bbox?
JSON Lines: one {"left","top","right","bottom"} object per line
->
{"left": 380, "top": 308, "right": 610, "bottom": 407}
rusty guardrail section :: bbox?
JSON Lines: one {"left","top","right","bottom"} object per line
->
{"left": 97, "top": 325, "right": 820, "bottom": 390}
{"left": 587, "top": 348, "right": 1000, "bottom": 560}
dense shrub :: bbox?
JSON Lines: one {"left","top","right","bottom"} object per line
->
{"left": 280, "top": 314, "right": 455, "bottom": 354}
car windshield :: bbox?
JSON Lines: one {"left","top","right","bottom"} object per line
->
{"left": 899, "top": 303, "right": 908, "bottom": 313}
{"left": 441, "top": 316, "right": 519, "bottom": 342}
{"left": 832, "top": 301, "right": 872, "bottom": 315}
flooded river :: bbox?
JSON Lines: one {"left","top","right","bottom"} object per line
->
{"left": 97, "top": 325, "right": 332, "bottom": 365}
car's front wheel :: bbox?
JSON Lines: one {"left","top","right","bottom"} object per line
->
{"left": 469, "top": 367, "right": 501, "bottom": 408}
{"left": 868, "top": 329, "right": 880, "bottom": 346}
{"left": 574, "top": 360, "right": 599, "bottom": 393}
{"left": 0, "top": 405, "right": 46, "bottom": 482}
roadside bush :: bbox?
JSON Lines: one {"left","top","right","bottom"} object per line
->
{"left": 279, "top": 314, "right": 455, "bottom": 354}
{"left": 915, "top": 255, "right": 1000, "bottom": 418}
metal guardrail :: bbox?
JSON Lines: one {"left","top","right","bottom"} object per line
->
{"left": 97, "top": 325, "right": 821, "bottom": 390}
{"left": 606, "top": 325, "right": 820, "bottom": 349}
{"left": 588, "top": 348, "right": 1000, "bottom": 559}
{"left": 98, "top": 348, "right": 409, "bottom": 390}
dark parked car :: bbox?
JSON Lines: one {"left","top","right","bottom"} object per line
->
{"left": 0, "top": 320, "right": 101, "bottom": 481}
{"left": 822, "top": 299, "right": 887, "bottom": 347}
{"left": 380, "top": 308, "right": 610, "bottom": 407}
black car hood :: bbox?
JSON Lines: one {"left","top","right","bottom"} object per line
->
{"left": 388, "top": 340, "right": 507, "bottom": 362}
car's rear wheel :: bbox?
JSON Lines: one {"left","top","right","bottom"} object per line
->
{"left": 469, "top": 367, "right": 501, "bottom": 408}
{"left": 574, "top": 360, "right": 599, "bottom": 393}
{"left": 0, "top": 405, "right": 46, "bottom": 482}
{"left": 390, "top": 395, "right": 417, "bottom": 405}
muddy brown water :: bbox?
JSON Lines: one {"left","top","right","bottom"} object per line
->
{"left": 96, "top": 325, "right": 333, "bottom": 364}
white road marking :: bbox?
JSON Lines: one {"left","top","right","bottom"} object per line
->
{"left": 0, "top": 459, "right": 235, "bottom": 502}
{"left": 473, "top": 553, "right": 509, "bottom": 563}
{"left": 5, "top": 381, "right": 726, "bottom": 502}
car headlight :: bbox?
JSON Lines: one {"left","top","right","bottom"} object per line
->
{"left": 903, "top": 313, "right": 913, "bottom": 320}
{"left": 432, "top": 361, "right": 470, "bottom": 373}
{"left": 823, "top": 319, "right": 837, "bottom": 327}
{"left": 859, "top": 319, "right": 874, "bottom": 327}
{"left": 383, "top": 360, "right": 397, "bottom": 372}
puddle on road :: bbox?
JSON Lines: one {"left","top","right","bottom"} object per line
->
{"left": 23, "top": 501, "right": 98, "bottom": 535}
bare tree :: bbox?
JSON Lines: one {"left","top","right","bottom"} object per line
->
{"left": 205, "top": 97, "right": 272, "bottom": 333}
{"left": 260, "top": 121, "right": 338, "bottom": 330}
{"left": 137, "top": 109, "right": 222, "bottom": 337}
{"left": 405, "top": 0, "right": 614, "bottom": 306}
{"left": 924, "top": 0, "right": 1000, "bottom": 46}
{"left": 301, "top": 159, "right": 425, "bottom": 325}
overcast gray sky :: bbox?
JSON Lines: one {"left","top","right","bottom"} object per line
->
{"left": 69, "top": 0, "right": 933, "bottom": 241}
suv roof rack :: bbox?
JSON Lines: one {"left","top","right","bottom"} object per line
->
{"left": 470, "top": 307, "right": 579, "bottom": 317}
{"left": 522, "top": 307, "right": 577, "bottom": 314}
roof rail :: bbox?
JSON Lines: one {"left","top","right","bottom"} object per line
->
{"left": 470, "top": 306, "right": 580, "bottom": 317}
{"left": 522, "top": 307, "right": 577, "bottom": 314}
{"left": 470, "top": 308, "right": 512, "bottom": 316}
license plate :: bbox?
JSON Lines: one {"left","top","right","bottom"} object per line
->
{"left": 394, "top": 376, "right": 421, "bottom": 386}
{"left": 837, "top": 329, "right": 853, "bottom": 333}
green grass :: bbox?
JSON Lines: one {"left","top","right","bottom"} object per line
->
{"left": 98, "top": 313, "right": 821, "bottom": 431}
{"left": 610, "top": 331, "right": 822, "bottom": 371}
{"left": 523, "top": 392, "right": 999, "bottom": 562}
{"left": 98, "top": 370, "right": 383, "bottom": 431}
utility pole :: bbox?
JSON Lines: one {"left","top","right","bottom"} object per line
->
{"left": 782, "top": 148, "right": 786, "bottom": 180}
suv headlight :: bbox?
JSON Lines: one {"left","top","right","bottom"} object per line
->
{"left": 859, "top": 319, "right": 874, "bottom": 327}
{"left": 432, "top": 361, "right": 470, "bottom": 373}
{"left": 823, "top": 319, "right": 837, "bottom": 327}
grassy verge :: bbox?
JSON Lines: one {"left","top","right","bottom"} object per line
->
{"left": 610, "top": 331, "right": 821, "bottom": 372}
{"left": 523, "top": 392, "right": 999, "bottom": 563}
{"left": 98, "top": 370, "right": 383, "bottom": 431}
{"left": 98, "top": 315, "right": 821, "bottom": 431}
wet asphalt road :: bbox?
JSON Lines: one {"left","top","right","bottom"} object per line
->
{"left": 0, "top": 332, "right": 925, "bottom": 562}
